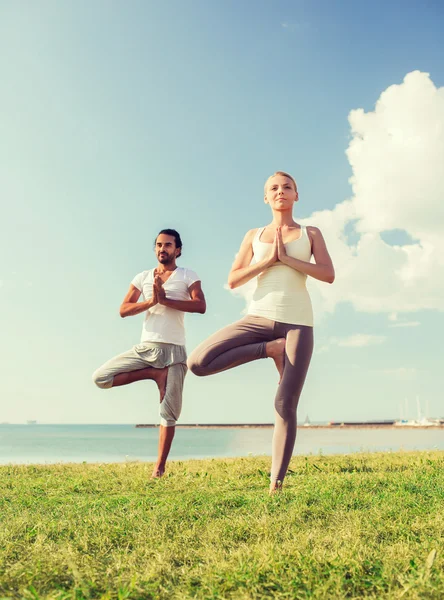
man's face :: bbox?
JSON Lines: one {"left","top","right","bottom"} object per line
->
{"left": 264, "top": 175, "right": 298, "bottom": 209}
{"left": 155, "top": 234, "right": 179, "bottom": 264}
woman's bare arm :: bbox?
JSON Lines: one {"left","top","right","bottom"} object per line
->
{"left": 277, "top": 226, "right": 335, "bottom": 284}
{"left": 227, "top": 229, "right": 277, "bottom": 289}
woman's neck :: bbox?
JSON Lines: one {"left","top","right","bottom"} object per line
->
{"left": 270, "top": 210, "right": 297, "bottom": 228}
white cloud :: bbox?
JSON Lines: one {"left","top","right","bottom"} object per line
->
{"left": 317, "top": 334, "right": 386, "bottom": 353}
{"left": 380, "top": 367, "right": 418, "bottom": 380}
{"left": 281, "top": 21, "right": 311, "bottom": 32}
{"left": 337, "top": 334, "right": 386, "bottom": 347}
{"left": 223, "top": 277, "right": 256, "bottom": 314}
{"left": 387, "top": 313, "right": 420, "bottom": 327}
{"left": 229, "top": 71, "right": 444, "bottom": 319}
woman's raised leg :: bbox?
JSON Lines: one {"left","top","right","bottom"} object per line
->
{"left": 188, "top": 316, "right": 276, "bottom": 376}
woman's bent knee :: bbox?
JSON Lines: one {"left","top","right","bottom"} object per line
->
{"left": 186, "top": 356, "right": 207, "bottom": 377}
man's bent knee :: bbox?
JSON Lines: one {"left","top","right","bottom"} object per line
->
{"left": 159, "top": 406, "right": 178, "bottom": 427}
{"left": 92, "top": 369, "right": 113, "bottom": 389}
{"left": 160, "top": 417, "right": 177, "bottom": 427}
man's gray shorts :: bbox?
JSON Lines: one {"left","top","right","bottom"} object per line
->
{"left": 92, "top": 342, "right": 187, "bottom": 427}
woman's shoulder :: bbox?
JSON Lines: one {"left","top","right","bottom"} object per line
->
{"left": 304, "top": 226, "right": 325, "bottom": 251}
{"left": 305, "top": 225, "right": 323, "bottom": 237}
{"left": 241, "top": 227, "right": 262, "bottom": 244}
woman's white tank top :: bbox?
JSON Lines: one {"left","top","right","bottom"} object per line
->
{"left": 247, "top": 226, "right": 314, "bottom": 326}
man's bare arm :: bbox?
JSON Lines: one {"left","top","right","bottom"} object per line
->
{"left": 119, "top": 284, "right": 157, "bottom": 318}
{"left": 156, "top": 279, "right": 206, "bottom": 314}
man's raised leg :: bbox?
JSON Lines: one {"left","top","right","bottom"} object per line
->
{"left": 93, "top": 347, "right": 168, "bottom": 400}
{"left": 112, "top": 367, "right": 168, "bottom": 400}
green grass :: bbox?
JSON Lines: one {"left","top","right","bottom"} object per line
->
{"left": 1, "top": 451, "right": 443, "bottom": 599}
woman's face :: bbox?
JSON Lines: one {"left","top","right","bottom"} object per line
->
{"left": 264, "top": 175, "right": 298, "bottom": 210}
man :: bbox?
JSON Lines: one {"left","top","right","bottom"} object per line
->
{"left": 93, "top": 228, "right": 206, "bottom": 477}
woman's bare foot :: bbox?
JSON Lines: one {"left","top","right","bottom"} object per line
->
{"left": 151, "top": 464, "right": 165, "bottom": 478}
{"left": 269, "top": 480, "right": 283, "bottom": 495}
{"left": 152, "top": 367, "right": 168, "bottom": 402}
{"left": 266, "top": 338, "right": 286, "bottom": 382}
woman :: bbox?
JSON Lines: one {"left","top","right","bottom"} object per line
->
{"left": 188, "top": 171, "right": 335, "bottom": 492}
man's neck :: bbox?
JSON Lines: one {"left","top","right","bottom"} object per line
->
{"left": 156, "top": 261, "right": 177, "bottom": 274}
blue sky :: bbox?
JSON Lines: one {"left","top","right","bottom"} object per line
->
{"left": 1, "top": 0, "right": 443, "bottom": 424}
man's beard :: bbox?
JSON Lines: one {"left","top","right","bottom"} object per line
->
{"left": 158, "top": 254, "right": 173, "bottom": 264}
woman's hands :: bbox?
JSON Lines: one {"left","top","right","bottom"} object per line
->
{"left": 264, "top": 229, "right": 279, "bottom": 267}
{"left": 276, "top": 227, "right": 288, "bottom": 264}
{"left": 227, "top": 226, "right": 287, "bottom": 289}
{"left": 265, "top": 227, "right": 287, "bottom": 265}
{"left": 228, "top": 224, "right": 334, "bottom": 289}
{"left": 264, "top": 227, "right": 291, "bottom": 266}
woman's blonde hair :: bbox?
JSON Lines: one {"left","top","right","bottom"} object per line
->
{"left": 264, "top": 171, "right": 297, "bottom": 194}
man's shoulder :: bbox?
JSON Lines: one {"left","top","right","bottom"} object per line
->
{"left": 176, "top": 266, "right": 196, "bottom": 275}
{"left": 176, "top": 267, "right": 200, "bottom": 282}
{"left": 132, "top": 268, "right": 155, "bottom": 282}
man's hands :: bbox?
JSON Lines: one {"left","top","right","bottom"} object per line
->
{"left": 153, "top": 272, "right": 166, "bottom": 305}
{"left": 151, "top": 274, "right": 206, "bottom": 314}
{"left": 151, "top": 282, "right": 158, "bottom": 305}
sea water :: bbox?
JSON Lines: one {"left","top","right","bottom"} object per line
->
{"left": 1, "top": 424, "right": 443, "bottom": 465}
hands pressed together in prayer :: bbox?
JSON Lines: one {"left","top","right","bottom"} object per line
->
{"left": 152, "top": 272, "right": 167, "bottom": 305}
{"left": 265, "top": 227, "right": 289, "bottom": 267}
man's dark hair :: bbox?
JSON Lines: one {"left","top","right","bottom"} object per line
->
{"left": 155, "top": 228, "right": 183, "bottom": 258}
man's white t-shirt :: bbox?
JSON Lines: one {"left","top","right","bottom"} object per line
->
{"left": 131, "top": 267, "right": 200, "bottom": 346}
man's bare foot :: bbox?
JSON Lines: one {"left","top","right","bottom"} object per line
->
{"left": 269, "top": 480, "right": 283, "bottom": 495}
{"left": 266, "top": 338, "right": 286, "bottom": 382}
{"left": 152, "top": 367, "right": 168, "bottom": 402}
{"left": 151, "top": 464, "right": 165, "bottom": 478}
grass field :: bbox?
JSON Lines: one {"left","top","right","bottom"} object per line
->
{"left": 1, "top": 451, "right": 443, "bottom": 599}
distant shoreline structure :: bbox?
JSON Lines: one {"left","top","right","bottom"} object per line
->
{"left": 136, "top": 423, "right": 275, "bottom": 429}
{"left": 136, "top": 420, "right": 444, "bottom": 429}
